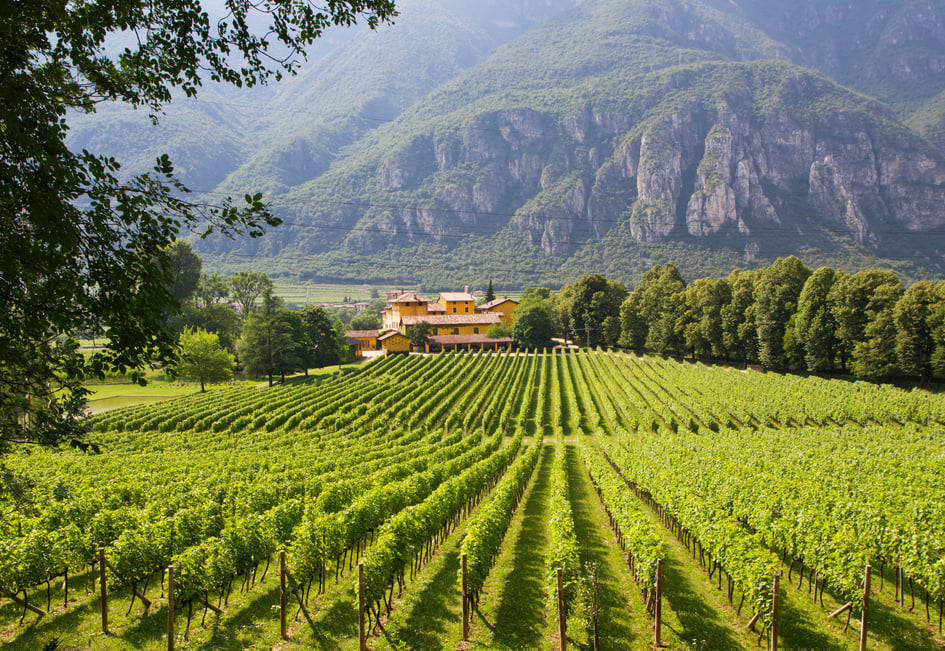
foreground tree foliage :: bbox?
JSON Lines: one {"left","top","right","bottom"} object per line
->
{"left": 0, "top": 0, "right": 397, "bottom": 450}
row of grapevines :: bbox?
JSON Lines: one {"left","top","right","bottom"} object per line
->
{"left": 546, "top": 439, "right": 580, "bottom": 616}
{"left": 360, "top": 432, "right": 524, "bottom": 614}
{"left": 601, "top": 437, "right": 780, "bottom": 624}
{"left": 288, "top": 430, "right": 502, "bottom": 595}
{"left": 460, "top": 438, "right": 542, "bottom": 605}
{"left": 577, "top": 438, "right": 662, "bottom": 594}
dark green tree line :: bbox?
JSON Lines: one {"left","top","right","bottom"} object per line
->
{"left": 531, "top": 259, "right": 944, "bottom": 382}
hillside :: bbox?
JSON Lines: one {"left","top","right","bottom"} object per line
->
{"left": 66, "top": 0, "right": 945, "bottom": 287}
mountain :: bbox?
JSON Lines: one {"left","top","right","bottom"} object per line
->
{"left": 67, "top": 0, "right": 945, "bottom": 287}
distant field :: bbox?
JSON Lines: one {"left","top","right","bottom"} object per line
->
{"left": 3, "top": 351, "right": 943, "bottom": 650}
{"left": 272, "top": 282, "right": 410, "bottom": 306}
{"left": 85, "top": 381, "right": 210, "bottom": 413}
{"left": 272, "top": 282, "right": 523, "bottom": 306}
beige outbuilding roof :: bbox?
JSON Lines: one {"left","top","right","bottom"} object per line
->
{"left": 438, "top": 292, "right": 476, "bottom": 302}
{"left": 401, "top": 313, "right": 501, "bottom": 326}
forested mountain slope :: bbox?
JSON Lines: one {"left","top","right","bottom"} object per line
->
{"left": 66, "top": 0, "right": 945, "bottom": 287}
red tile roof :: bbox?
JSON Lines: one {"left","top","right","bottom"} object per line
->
{"left": 378, "top": 331, "right": 409, "bottom": 341}
{"left": 389, "top": 292, "right": 435, "bottom": 303}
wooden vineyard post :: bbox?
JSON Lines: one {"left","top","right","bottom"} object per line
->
{"left": 358, "top": 562, "right": 366, "bottom": 651}
{"left": 462, "top": 552, "right": 469, "bottom": 641}
{"left": 654, "top": 559, "right": 663, "bottom": 647}
{"left": 860, "top": 565, "right": 871, "bottom": 651}
{"left": 557, "top": 567, "right": 567, "bottom": 651}
{"left": 771, "top": 574, "right": 780, "bottom": 651}
{"left": 98, "top": 547, "right": 108, "bottom": 634}
{"left": 280, "top": 550, "right": 287, "bottom": 641}
{"left": 167, "top": 565, "right": 175, "bottom": 651}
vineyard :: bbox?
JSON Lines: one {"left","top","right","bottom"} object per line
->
{"left": 1, "top": 350, "right": 944, "bottom": 650}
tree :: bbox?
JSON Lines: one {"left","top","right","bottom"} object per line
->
{"left": 721, "top": 269, "right": 760, "bottom": 365}
{"left": 852, "top": 283, "right": 902, "bottom": 380}
{"left": 521, "top": 287, "right": 553, "bottom": 302}
{"left": 931, "top": 281, "right": 945, "bottom": 379}
{"left": 334, "top": 307, "right": 357, "bottom": 324}
{"left": 754, "top": 256, "right": 811, "bottom": 369}
{"left": 486, "top": 322, "right": 513, "bottom": 338}
{"left": 365, "top": 297, "right": 388, "bottom": 316}
{"left": 484, "top": 280, "right": 496, "bottom": 303}
{"left": 302, "top": 306, "right": 342, "bottom": 369}
{"left": 172, "top": 303, "right": 242, "bottom": 350}
{"left": 406, "top": 322, "right": 432, "bottom": 349}
{"left": 334, "top": 320, "right": 357, "bottom": 362}
{"left": 558, "top": 274, "right": 628, "bottom": 347}
{"left": 793, "top": 267, "right": 838, "bottom": 372}
{"left": 832, "top": 269, "right": 902, "bottom": 373}
{"left": 164, "top": 240, "right": 202, "bottom": 305}
{"left": 513, "top": 299, "right": 556, "bottom": 350}
{"left": 1, "top": 0, "right": 396, "bottom": 449}
{"left": 350, "top": 312, "right": 381, "bottom": 331}
{"left": 678, "top": 278, "right": 731, "bottom": 359}
{"left": 895, "top": 281, "right": 940, "bottom": 381}
{"left": 618, "top": 295, "right": 647, "bottom": 351}
{"left": 196, "top": 273, "right": 229, "bottom": 307}
{"left": 618, "top": 264, "right": 685, "bottom": 354}
{"left": 229, "top": 272, "right": 274, "bottom": 317}
{"left": 238, "top": 289, "right": 301, "bottom": 386}
{"left": 176, "top": 328, "right": 234, "bottom": 392}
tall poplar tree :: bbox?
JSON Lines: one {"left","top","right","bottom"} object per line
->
{"left": 754, "top": 256, "right": 811, "bottom": 369}
{"left": 895, "top": 281, "right": 940, "bottom": 381}
{"left": 793, "top": 267, "right": 839, "bottom": 372}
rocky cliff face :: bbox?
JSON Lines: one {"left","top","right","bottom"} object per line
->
{"left": 364, "top": 65, "right": 945, "bottom": 259}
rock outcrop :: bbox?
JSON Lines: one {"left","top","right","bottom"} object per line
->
{"left": 365, "top": 65, "right": 945, "bottom": 257}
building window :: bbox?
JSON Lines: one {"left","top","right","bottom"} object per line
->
{"left": 452, "top": 328, "right": 459, "bottom": 335}
{"left": 465, "top": 306, "right": 469, "bottom": 312}
{"left": 452, "top": 307, "right": 457, "bottom": 313}
{"left": 474, "top": 327, "right": 479, "bottom": 334}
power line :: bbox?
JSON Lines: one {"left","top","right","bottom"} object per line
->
{"left": 192, "top": 188, "right": 945, "bottom": 239}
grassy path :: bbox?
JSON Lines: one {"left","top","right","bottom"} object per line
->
{"left": 643, "top": 504, "right": 755, "bottom": 650}
{"left": 563, "top": 441, "right": 647, "bottom": 650}
{"left": 469, "top": 443, "right": 554, "bottom": 650}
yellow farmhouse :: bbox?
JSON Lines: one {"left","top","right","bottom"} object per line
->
{"left": 475, "top": 296, "right": 518, "bottom": 326}
{"left": 378, "top": 287, "right": 519, "bottom": 353}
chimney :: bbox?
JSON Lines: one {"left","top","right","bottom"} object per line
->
{"left": 464, "top": 285, "right": 469, "bottom": 294}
